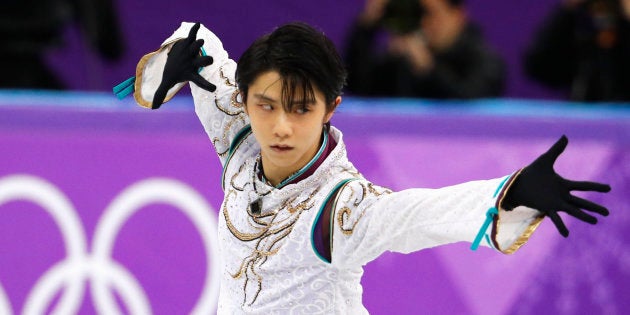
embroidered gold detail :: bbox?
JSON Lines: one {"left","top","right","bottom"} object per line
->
{"left": 491, "top": 169, "right": 545, "bottom": 254}
{"left": 220, "top": 67, "right": 236, "bottom": 87}
{"left": 215, "top": 88, "right": 244, "bottom": 116}
{"left": 498, "top": 215, "right": 544, "bottom": 254}
{"left": 214, "top": 115, "right": 247, "bottom": 162}
{"left": 230, "top": 164, "right": 250, "bottom": 192}
{"left": 336, "top": 182, "right": 391, "bottom": 235}
{"left": 337, "top": 206, "right": 364, "bottom": 235}
{"left": 223, "top": 185, "right": 320, "bottom": 306}
{"left": 213, "top": 137, "right": 229, "bottom": 157}
{"left": 133, "top": 44, "right": 186, "bottom": 109}
{"left": 230, "top": 89, "right": 244, "bottom": 108}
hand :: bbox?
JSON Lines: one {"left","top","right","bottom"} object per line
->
{"left": 623, "top": 0, "right": 630, "bottom": 21}
{"left": 153, "top": 22, "right": 216, "bottom": 109}
{"left": 502, "top": 135, "right": 611, "bottom": 237}
{"left": 388, "top": 33, "right": 434, "bottom": 74}
{"left": 359, "top": 0, "right": 390, "bottom": 26}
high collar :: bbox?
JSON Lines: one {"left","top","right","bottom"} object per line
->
{"left": 258, "top": 126, "right": 338, "bottom": 189}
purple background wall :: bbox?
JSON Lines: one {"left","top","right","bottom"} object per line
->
{"left": 6, "top": 2, "right": 629, "bottom": 313}
{"left": 46, "top": 0, "right": 563, "bottom": 99}
{"left": 1, "top": 92, "right": 629, "bottom": 314}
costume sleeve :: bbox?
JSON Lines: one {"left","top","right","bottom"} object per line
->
{"left": 133, "top": 22, "right": 248, "bottom": 165}
{"left": 330, "top": 174, "right": 544, "bottom": 268}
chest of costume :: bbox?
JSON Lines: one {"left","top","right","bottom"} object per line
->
{"left": 216, "top": 128, "right": 362, "bottom": 307}
{"left": 218, "top": 153, "right": 340, "bottom": 304}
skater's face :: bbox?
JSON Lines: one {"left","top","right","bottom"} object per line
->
{"left": 245, "top": 70, "right": 339, "bottom": 186}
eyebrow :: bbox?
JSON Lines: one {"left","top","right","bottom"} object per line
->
{"left": 252, "top": 93, "right": 278, "bottom": 103}
{"left": 252, "top": 93, "right": 315, "bottom": 106}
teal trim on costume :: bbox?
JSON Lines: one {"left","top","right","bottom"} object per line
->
{"left": 471, "top": 207, "right": 498, "bottom": 251}
{"left": 493, "top": 175, "right": 511, "bottom": 197}
{"left": 113, "top": 76, "right": 136, "bottom": 100}
{"left": 470, "top": 175, "right": 511, "bottom": 251}
{"left": 221, "top": 125, "right": 252, "bottom": 191}
{"left": 228, "top": 125, "right": 253, "bottom": 156}
{"left": 199, "top": 47, "right": 207, "bottom": 73}
{"left": 311, "top": 178, "right": 357, "bottom": 264}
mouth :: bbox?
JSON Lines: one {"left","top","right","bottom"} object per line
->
{"left": 270, "top": 144, "right": 294, "bottom": 152}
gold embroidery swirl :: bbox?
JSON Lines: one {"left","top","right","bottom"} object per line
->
{"left": 223, "top": 186, "right": 320, "bottom": 306}
{"left": 214, "top": 87, "right": 244, "bottom": 117}
{"left": 230, "top": 164, "right": 249, "bottom": 192}
{"left": 220, "top": 67, "right": 236, "bottom": 87}
{"left": 213, "top": 137, "right": 229, "bottom": 157}
{"left": 336, "top": 182, "right": 391, "bottom": 235}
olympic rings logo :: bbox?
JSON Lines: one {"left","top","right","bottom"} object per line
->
{"left": 0, "top": 174, "right": 221, "bottom": 315}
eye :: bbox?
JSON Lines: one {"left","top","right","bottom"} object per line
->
{"left": 259, "top": 104, "right": 273, "bottom": 111}
{"left": 294, "top": 106, "right": 311, "bottom": 115}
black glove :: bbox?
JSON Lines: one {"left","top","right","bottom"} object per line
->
{"left": 152, "top": 22, "right": 216, "bottom": 109}
{"left": 502, "top": 135, "right": 611, "bottom": 237}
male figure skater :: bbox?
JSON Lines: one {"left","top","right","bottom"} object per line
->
{"left": 125, "top": 22, "right": 609, "bottom": 313}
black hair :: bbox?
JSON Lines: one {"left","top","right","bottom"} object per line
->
{"left": 235, "top": 22, "right": 347, "bottom": 113}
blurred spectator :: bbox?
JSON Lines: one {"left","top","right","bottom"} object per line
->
{"left": 524, "top": 0, "right": 630, "bottom": 102}
{"left": 343, "top": 0, "right": 506, "bottom": 99}
{"left": 0, "top": 0, "right": 124, "bottom": 90}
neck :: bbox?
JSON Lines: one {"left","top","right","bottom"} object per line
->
{"left": 263, "top": 160, "right": 306, "bottom": 187}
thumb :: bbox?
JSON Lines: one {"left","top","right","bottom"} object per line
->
{"left": 152, "top": 84, "right": 168, "bottom": 109}
{"left": 539, "top": 135, "right": 569, "bottom": 166}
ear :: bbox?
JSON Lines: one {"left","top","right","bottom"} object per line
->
{"left": 324, "top": 96, "right": 341, "bottom": 123}
{"left": 243, "top": 100, "right": 249, "bottom": 115}
{"left": 239, "top": 90, "right": 249, "bottom": 115}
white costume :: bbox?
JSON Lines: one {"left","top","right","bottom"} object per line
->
{"left": 133, "top": 23, "right": 544, "bottom": 314}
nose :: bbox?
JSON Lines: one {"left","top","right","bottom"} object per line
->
{"left": 272, "top": 112, "right": 292, "bottom": 139}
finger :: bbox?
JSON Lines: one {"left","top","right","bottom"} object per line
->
{"left": 561, "top": 201, "right": 598, "bottom": 224}
{"left": 190, "top": 39, "right": 205, "bottom": 54}
{"left": 187, "top": 22, "right": 201, "bottom": 43}
{"left": 568, "top": 195, "right": 609, "bottom": 216}
{"left": 152, "top": 85, "right": 168, "bottom": 109}
{"left": 541, "top": 135, "right": 568, "bottom": 165}
{"left": 192, "top": 56, "right": 213, "bottom": 68}
{"left": 566, "top": 179, "right": 611, "bottom": 192}
{"left": 190, "top": 73, "right": 216, "bottom": 92}
{"left": 547, "top": 211, "right": 569, "bottom": 237}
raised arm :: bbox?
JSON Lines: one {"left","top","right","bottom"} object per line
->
{"left": 132, "top": 22, "right": 249, "bottom": 165}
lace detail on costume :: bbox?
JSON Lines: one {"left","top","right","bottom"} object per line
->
{"left": 192, "top": 61, "right": 248, "bottom": 162}
{"left": 222, "top": 159, "right": 322, "bottom": 306}
{"left": 210, "top": 90, "right": 247, "bottom": 158}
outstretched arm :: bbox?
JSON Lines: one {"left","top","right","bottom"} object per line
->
{"left": 328, "top": 136, "right": 611, "bottom": 266}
